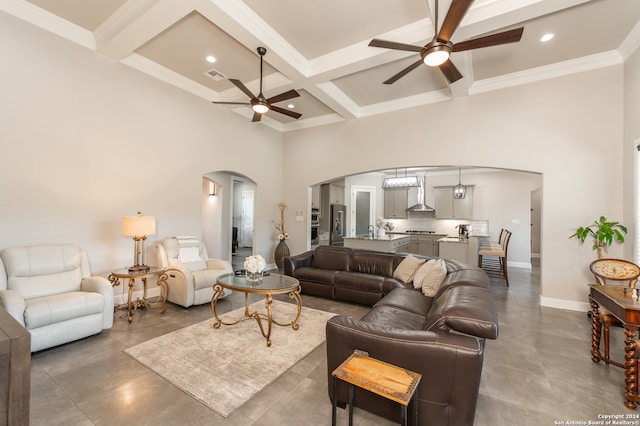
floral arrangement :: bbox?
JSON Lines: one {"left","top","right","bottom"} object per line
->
{"left": 274, "top": 202, "right": 289, "bottom": 241}
{"left": 244, "top": 255, "right": 266, "bottom": 274}
{"left": 376, "top": 217, "right": 395, "bottom": 231}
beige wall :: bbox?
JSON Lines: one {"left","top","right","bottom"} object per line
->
{"left": 0, "top": 13, "right": 284, "bottom": 297}
{"left": 283, "top": 66, "right": 625, "bottom": 311}
{"left": 1, "top": 9, "right": 636, "bottom": 311}
{"left": 624, "top": 45, "right": 640, "bottom": 263}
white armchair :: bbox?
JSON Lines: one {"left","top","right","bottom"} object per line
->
{"left": 155, "top": 237, "right": 233, "bottom": 308}
{"left": 0, "top": 244, "right": 114, "bottom": 352}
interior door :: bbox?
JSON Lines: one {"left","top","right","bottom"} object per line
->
{"left": 240, "top": 190, "right": 254, "bottom": 247}
{"left": 350, "top": 186, "right": 376, "bottom": 236}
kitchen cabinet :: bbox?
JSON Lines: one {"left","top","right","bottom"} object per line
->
{"left": 383, "top": 189, "right": 408, "bottom": 219}
{"left": 406, "top": 234, "right": 442, "bottom": 256}
{"left": 434, "top": 186, "right": 474, "bottom": 219}
{"left": 320, "top": 183, "right": 345, "bottom": 219}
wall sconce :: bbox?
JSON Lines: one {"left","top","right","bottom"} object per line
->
{"left": 209, "top": 182, "right": 217, "bottom": 196}
{"left": 122, "top": 211, "right": 156, "bottom": 272}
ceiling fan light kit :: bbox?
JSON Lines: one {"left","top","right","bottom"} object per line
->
{"left": 211, "top": 46, "right": 302, "bottom": 122}
{"left": 422, "top": 42, "right": 451, "bottom": 66}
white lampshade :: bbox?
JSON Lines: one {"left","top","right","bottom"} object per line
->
{"left": 122, "top": 213, "right": 156, "bottom": 237}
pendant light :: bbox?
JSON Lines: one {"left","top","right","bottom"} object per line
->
{"left": 453, "top": 168, "right": 466, "bottom": 199}
{"left": 382, "top": 168, "right": 420, "bottom": 188}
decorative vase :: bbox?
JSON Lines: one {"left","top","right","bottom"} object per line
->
{"left": 378, "top": 228, "right": 385, "bottom": 238}
{"left": 274, "top": 239, "right": 290, "bottom": 270}
{"left": 246, "top": 270, "right": 263, "bottom": 284}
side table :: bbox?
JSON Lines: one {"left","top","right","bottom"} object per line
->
{"left": 331, "top": 349, "right": 421, "bottom": 426}
{"left": 108, "top": 267, "right": 168, "bottom": 322}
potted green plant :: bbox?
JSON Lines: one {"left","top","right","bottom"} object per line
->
{"left": 570, "top": 216, "right": 627, "bottom": 258}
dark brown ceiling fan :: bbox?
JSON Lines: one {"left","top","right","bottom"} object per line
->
{"left": 368, "top": 0, "right": 524, "bottom": 84}
{"left": 212, "top": 46, "right": 302, "bottom": 122}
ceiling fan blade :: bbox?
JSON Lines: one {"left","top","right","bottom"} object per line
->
{"left": 271, "top": 105, "right": 302, "bottom": 119}
{"left": 211, "top": 101, "right": 250, "bottom": 105}
{"left": 439, "top": 60, "right": 463, "bottom": 83}
{"left": 438, "top": 0, "right": 474, "bottom": 43}
{"left": 251, "top": 111, "right": 262, "bottom": 122}
{"left": 383, "top": 59, "right": 424, "bottom": 84}
{"left": 369, "top": 39, "right": 423, "bottom": 53}
{"left": 452, "top": 27, "right": 524, "bottom": 52}
{"left": 229, "top": 78, "right": 256, "bottom": 100}
{"left": 267, "top": 89, "right": 300, "bottom": 105}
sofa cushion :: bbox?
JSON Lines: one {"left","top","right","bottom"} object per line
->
{"left": 349, "top": 251, "right": 396, "bottom": 277}
{"left": 393, "top": 255, "right": 425, "bottom": 284}
{"left": 294, "top": 267, "right": 338, "bottom": 284}
{"left": 24, "top": 291, "right": 104, "bottom": 329}
{"left": 423, "top": 285, "right": 499, "bottom": 339}
{"left": 414, "top": 259, "right": 447, "bottom": 296}
{"left": 311, "top": 246, "right": 352, "bottom": 271}
{"left": 334, "top": 272, "right": 385, "bottom": 293}
{"left": 361, "top": 304, "right": 426, "bottom": 330}
{"left": 374, "top": 287, "right": 433, "bottom": 317}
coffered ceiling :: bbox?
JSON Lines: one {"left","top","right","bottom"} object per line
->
{"left": 5, "top": 0, "right": 640, "bottom": 131}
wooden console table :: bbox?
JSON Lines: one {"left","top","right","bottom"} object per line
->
{"left": 590, "top": 284, "right": 640, "bottom": 409}
{"left": 331, "top": 350, "right": 421, "bottom": 426}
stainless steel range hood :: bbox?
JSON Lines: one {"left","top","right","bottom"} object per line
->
{"left": 407, "top": 176, "right": 435, "bottom": 212}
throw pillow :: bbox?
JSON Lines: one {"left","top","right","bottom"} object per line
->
{"left": 393, "top": 255, "right": 426, "bottom": 284}
{"left": 178, "top": 246, "right": 202, "bottom": 263}
{"left": 414, "top": 259, "right": 448, "bottom": 296}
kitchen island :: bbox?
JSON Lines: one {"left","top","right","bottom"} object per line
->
{"left": 438, "top": 235, "right": 482, "bottom": 265}
{"left": 343, "top": 235, "right": 410, "bottom": 253}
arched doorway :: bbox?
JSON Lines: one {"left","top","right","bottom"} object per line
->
{"left": 202, "top": 171, "right": 256, "bottom": 271}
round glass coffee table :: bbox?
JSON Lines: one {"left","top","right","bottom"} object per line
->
{"left": 212, "top": 272, "right": 302, "bottom": 347}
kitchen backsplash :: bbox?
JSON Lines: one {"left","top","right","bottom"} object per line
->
{"left": 385, "top": 218, "right": 489, "bottom": 236}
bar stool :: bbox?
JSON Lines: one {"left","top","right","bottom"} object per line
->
{"left": 478, "top": 230, "right": 512, "bottom": 286}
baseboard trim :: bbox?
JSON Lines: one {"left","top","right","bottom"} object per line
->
{"left": 114, "top": 287, "right": 162, "bottom": 306}
{"left": 507, "top": 261, "right": 532, "bottom": 270}
{"left": 539, "top": 296, "right": 590, "bottom": 312}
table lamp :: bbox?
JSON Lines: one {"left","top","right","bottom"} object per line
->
{"left": 122, "top": 211, "right": 156, "bottom": 272}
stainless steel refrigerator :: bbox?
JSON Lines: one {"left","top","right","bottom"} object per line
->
{"left": 330, "top": 204, "right": 346, "bottom": 246}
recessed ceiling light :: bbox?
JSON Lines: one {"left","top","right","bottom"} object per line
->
{"left": 540, "top": 33, "right": 554, "bottom": 42}
{"left": 206, "top": 55, "right": 216, "bottom": 63}
{"left": 288, "top": 104, "right": 295, "bottom": 109}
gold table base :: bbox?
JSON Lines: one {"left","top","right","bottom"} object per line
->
{"left": 211, "top": 282, "right": 302, "bottom": 347}
{"left": 109, "top": 269, "right": 169, "bottom": 323}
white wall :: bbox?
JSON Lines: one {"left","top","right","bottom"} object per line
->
{"left": 283, "top": 66, "right": 625, "bottom": 311}
{"left": 0, "top": 13, "right": 284, "bottom": 300}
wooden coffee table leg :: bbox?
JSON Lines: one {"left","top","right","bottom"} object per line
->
{"left": 590, "top": 298, "right": 603, "bottom": 363}
{"left": 624, "top": 325, "right": 638, "bottom": 409}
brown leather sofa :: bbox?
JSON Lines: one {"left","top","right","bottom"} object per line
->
{"left": 284, "top": 245, "right": 498, "bottom": 426}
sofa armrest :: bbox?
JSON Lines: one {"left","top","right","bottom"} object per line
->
{"left": 326, "top": 315, "right": 485, "bottom": 426}
{"left": 0, "top": 290, "right": 26, "bottom": 327}
{"left": 81, "top": 276, "right": 114, "bottom": 329}
{"left": 206, "top": 259, "right": 233, "bottom": 274}
{"left": 284, "top": 251, "right": 313, "bottom": 276}
{"left": 425, "top": 285, "right": 499, "bottom": 339}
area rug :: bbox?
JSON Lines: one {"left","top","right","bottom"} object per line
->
{"left": 124, "top": 300, "right": 335, "bottom": 417}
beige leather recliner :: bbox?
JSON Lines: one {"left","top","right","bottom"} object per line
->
{"left": 155, "top": 237, "right": 233, "bottom": 308}
{"left": 0, "top": 244, "right": 114, "bottom": 352}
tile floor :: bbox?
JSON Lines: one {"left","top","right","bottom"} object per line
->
{"left": 29, "top": 261, "right": 635, "bottom": 425}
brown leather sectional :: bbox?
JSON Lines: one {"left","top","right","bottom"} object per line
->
{"left": 284, "top": 245, "right": 498, "bottom": 426}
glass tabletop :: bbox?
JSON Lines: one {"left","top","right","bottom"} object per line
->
{"left": 109, "top": 266, "right": 165, "bottom": 278}
{"left": 217, "top": 272, "right": 299, "bottom": 292}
